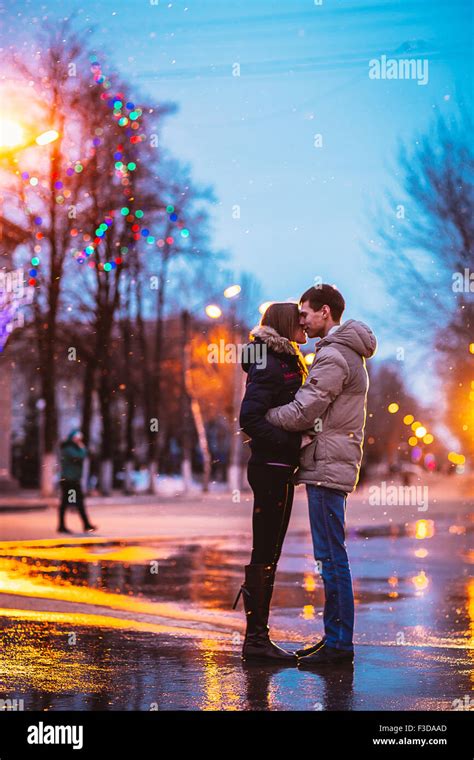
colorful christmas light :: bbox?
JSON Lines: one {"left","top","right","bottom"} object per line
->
{"left": 19, "top": 55, "right": 193, "bottom": 288}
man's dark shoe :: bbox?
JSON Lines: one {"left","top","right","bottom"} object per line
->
{"left": 84, "top": 525, "right": 98, "bottom": 533}
{"left": 296, "top": 637, "right": 326, "bottom": 658}
{"left": 297, "top": 643, "right": 354, "bottom": 668}
{"left": 57, "top": 527, "right": 73, "bottom": 534}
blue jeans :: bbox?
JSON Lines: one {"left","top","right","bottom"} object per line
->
{"left": 306, "top": 485, "right": 354, "bottom": 652}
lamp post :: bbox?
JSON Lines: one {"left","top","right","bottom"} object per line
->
{"left": 206, "top": 285, "right": 245, "bottom": 493}
{"left": 180, "top": 285, "right": 244, "bottom": 493}
{"left": 35, "top": 398, "right": 46, "bottom": 488}
{"left": 180, "top": 308, "right": 193, "bottom": 491}
{"left": 0, "top": 121, "right": 59, "bottom": 156}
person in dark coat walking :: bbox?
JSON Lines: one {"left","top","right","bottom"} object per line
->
{"left": 57, "top": 430, "right": 97, "bottom": 534}
{"left": 233, "top": 302, "right": 308, "bottom": 663}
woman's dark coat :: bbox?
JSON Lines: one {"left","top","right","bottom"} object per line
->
{"left": 239, "top": 325, "right": 307, "bottom": 466}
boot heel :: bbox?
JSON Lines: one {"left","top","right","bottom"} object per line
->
{"left": 232, "top": 587, "right": 243, "bottom": 609}
{"left": 232, "top": 584, "right": 250, "bottom": 609}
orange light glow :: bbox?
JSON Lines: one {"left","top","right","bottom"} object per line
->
{"left": 303, "top": 573, "right": 316, "bottom": 592}
{"left": 414, "top": 520, "right": 435, "bottom": 540}
{"left": 414, "top": 548, "right": 428, "bottom": 558}
{"left": 411, "top": 570, "right": 429, "bottom": 591}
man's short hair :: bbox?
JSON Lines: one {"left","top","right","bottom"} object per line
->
{"left": 300, "top": 284, "right": 345, "bottom": 321}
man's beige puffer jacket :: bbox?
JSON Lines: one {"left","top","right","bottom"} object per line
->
{"left": 266, "top": 319, "right": 377, "bottom": 493}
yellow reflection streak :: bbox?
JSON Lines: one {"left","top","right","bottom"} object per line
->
{"left": 0, "top": 545, "right": 170, "bottom": 564}
{"left": 0, "top": 560, "right": 242, "bottom": 633}
{"left": 467, "top": 579, "right": 474, "bottom": 649}
{"left": 0, "top": 606, "right": 196, "bottom": 636}
{"left": 199, "top": 638, "right": 240, "bottom": 711}
{"left": 303, "top": 573, "right": 316, "bottom": 592}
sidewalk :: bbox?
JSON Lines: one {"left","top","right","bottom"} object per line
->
{"left": 0, "top": 473, "right": 471, "bottom": 535}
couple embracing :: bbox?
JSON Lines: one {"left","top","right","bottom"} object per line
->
{"left": 233, "top": 284, "right": 377, "bottom": 668}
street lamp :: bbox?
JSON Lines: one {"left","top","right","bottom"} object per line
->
{"left": 205, "top": 304, "right": 222, "bottom": 319}
{"left": 35, "top": 130, "right": 59, "bottom": 146}
{"left": 223, "top": 284, "right": 241, "bottom": 299}
{"left": 187, "top": 285, "right": 245, "bottom": 493}
{"left": 0, "top": 118, "right": 24, "bottom": 149}
{"left": 0, "top": 117, "right": 59, "bottom": 157}
{"left": 210, "top": 285, "right": 244, "bottom": 492}
{"left": 204, "top": 284, "right": 241, "bottom": 320}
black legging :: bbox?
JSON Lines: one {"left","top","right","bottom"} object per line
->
{"left": 247, "top": 463, "right": 296, "bottom": 565}
{"left": 58, "top": 479, "right": 92, "bottom": 530}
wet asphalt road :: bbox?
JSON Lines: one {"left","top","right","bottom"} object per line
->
{"left": 0, "top": 509, "right": 472, "bottom": 710}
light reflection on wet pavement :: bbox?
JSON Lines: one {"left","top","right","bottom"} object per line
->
{"left": 0, "top": 515, "right": 472, "bottom": 710}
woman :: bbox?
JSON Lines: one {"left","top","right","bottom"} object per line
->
{"left": 233, "top": 302, "right": 308, "bottom": 663}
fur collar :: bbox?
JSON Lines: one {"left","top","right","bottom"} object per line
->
{"left": 249, "top": 325, "right": 299, "bottom": 355}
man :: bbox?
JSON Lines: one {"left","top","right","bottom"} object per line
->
{"left": 265, "top": 284, "right": 377, "bottom": 667}
{"left": 58, "top": 429, "right": 97, "bottom": 534}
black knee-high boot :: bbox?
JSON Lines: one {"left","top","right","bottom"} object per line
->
{"left": 233, "top": 563, "right": 296, "bottom": 663}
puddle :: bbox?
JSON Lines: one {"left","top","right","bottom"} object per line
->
{"left": 0, "top": 514, "right": 472, "bottom": 709}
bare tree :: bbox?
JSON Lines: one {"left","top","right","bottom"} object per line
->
{"left": 138, "top": 157, "right": 222, "bottom": 492}
{"left": 3, "top": 22, "right": 101, "bottom": 494}
{"left": 370, "top": 109, "right": 474, "bottom": 461}
{"left": 371, "top": 110, "right": 473, "bottom": 335}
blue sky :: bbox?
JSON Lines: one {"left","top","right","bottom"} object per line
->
{"left": 3, "top": 0, "right": 473, "bottom": 353}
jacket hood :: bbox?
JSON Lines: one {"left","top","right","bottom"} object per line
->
{"left": 320, "top": 319, "right": 377, "bottom": 358}
{"left": 241, "top": 325, "right": 299, "bottom": 372}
